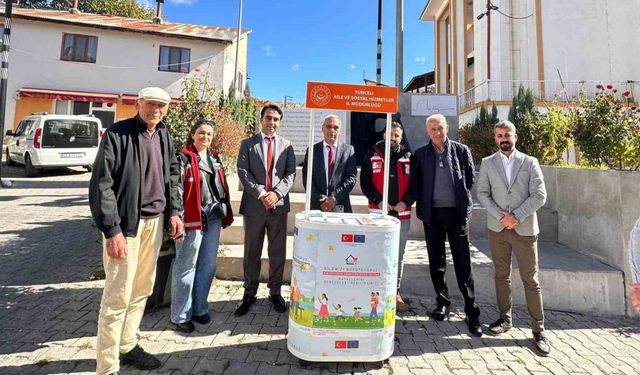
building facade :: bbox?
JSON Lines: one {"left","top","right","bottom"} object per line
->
{"left": 1, "top": 8, "right": 250, "bottom": 130}
{"left": 420, "top": 0, "right": 640, "bottom": 123}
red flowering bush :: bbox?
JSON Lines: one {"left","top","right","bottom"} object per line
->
{"left": 570, "top": 85, "right": 640, "bottom": 170}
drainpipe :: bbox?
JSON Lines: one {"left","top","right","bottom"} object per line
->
{"left": 153, "top": 0, "right": 164, "bottom": 24}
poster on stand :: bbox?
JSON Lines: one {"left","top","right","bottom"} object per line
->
{"left": 288, "top": 212, "right": 399, "bottom": 362}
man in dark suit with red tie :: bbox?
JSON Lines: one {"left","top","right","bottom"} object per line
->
{"left": 302, "top": 115, "right": 357, "bottom": 213}
{"left": 235, "top": 104, "right": 296, "bottom": 316}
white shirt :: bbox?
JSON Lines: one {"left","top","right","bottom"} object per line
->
{"left": 259, "top": 133, "right": 277, "bottom": 199}
{"left": 323, "top": 141, "right": 336, "bottom": 190}
{"left": 500, "top": 151, "right": 515, "bottom": 184}
{"left": 262, "top": 132, "right": 277, "bottom": 168}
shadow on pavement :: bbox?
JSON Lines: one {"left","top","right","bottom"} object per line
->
{"left": 0, "top": 217, "right": 102, "bottom": 286}
{"left": 20, "top": 195, "right": 89, "bottom": 208}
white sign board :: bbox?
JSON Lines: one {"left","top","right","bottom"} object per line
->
{"left": 279, "top": 109, "right": 347, "bottom": 156}
{"left": 410, "top": 94, "right": 458, "bottom": 117}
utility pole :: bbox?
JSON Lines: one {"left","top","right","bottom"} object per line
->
{"left": 477, "top": 1, "right": 496, "bottom": 81}
{"left": 395, "top": 0, "right": 403, "bottom": 90}
{"left": 284, "top": 95, "right": 292, "bottom": 108}
{"left": 486, "top": 0, "right": 491, "bottom": 80}
{"left": 0, "top": 0, "right": 14, "bottom": 188}
{"left": 232, "top": 0, "right": 243, "bottom": 97}
{"left": 376, "top": 0, "right": 383, "bottom": 84}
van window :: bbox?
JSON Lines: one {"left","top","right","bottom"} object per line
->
{"left": 42, "top": 119, "right": 99, "bottom": 148}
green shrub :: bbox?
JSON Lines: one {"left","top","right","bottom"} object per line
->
{"left": 163, "top": 77, "right": 249, "bottom": 173}
{"left": 570, "top": 85, "right": 640, "bottom": 170}
{"left": 458, "top": 104, "right": 498, "bottom": 164}
{"left": 507, "top": 86, "right": 571, "bottom": 165}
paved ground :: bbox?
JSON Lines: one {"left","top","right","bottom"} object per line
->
{"left": 1, "top": 164, "right": 640, "bottom": 374}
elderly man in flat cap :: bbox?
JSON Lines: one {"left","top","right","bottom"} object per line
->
{"left": 89, "top": 87, "right": 183, "bottom": 374}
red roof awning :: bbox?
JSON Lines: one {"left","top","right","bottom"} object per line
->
{"left": 19, "top": 88, "right": 119, "bottom": 103}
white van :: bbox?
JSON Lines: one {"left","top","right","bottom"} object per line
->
{"left": 5, "top": 113, "right": 102, "bottom": 177}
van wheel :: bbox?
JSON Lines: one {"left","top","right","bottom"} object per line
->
{"left": 25, "top": 154, "right": 39, "bottom": 177}
{"left": 5, "top": 148, "right": 16, "bottom": 166}
{"left": 84, "top": 165, "right": 93, "bottom": 172}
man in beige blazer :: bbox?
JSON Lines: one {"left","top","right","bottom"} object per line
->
{"left": 476, "top": 120, "right": 550, "bottom": 356}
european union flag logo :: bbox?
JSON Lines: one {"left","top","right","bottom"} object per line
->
{"left": 354, "top": 234, "right": 365, "bottom": 243}
{"left": 347, "top": 340, "right": 359, "bottom": 348}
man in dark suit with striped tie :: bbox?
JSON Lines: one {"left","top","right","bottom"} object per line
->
{"left": 302, "top": 115, "right": 357, "bottom": 213}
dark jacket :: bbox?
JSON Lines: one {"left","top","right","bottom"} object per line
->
{"left": 360, "top": 141, "right": 415, "bottom": 207}
{"left": 302, "top": 140, "right": 357, "bottom": 212}
{"left": 410, "top": 140, "right": 475, "bottom": 226}
{"left": 89, "top": 116, "right": 181, "bottom": 238}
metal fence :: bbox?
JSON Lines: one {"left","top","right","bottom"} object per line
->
{"left": 459, "top": 80, "right": 639, "bottom": 112}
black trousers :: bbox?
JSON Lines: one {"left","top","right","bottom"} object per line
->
{"left": 242, "top": 212, "right": 288, "bottom": 297}
{"left": 423, "top": 207, "right": 479, "bottom": 318}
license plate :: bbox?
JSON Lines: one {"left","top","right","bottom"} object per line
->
{"left": 60, "top": 152, "right": 85, "bottom": 159}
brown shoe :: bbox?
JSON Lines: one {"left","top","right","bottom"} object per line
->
{"left": 396, "top": 292, "right": 409, "bottom": 313}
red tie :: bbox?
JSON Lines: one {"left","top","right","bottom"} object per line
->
{"left": 327, "top": 145, "right": 335, "bottom": 183}
{"left": 266, "top": 136, "right": 274, "bottom": 191}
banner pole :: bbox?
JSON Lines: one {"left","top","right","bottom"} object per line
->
{"left": 381, "top": 113, "right": 392, "bottom": 215}
{"left": 304, "top": 109, "right": 315, "bottom": 212}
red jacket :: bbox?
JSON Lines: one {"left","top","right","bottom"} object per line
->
{"left": 364, "top": 144, "right": 412, "bottom": 220}
{"left": 179, "top": 145, "right": 234, "bottom": 231}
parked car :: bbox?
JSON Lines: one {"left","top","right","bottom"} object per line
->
{"left": 5, "top": 113, "right": 102, "bottom": 177}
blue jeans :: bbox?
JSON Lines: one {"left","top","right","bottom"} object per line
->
{"left": 171, "top": 216, "right": 222, "bottom": 323}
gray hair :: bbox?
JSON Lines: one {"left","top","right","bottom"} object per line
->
{"left": 323, "top": 114, "right": 341, "bottom": 127}
{"left": 426, "top": 114, "right": 447, "bottom": 127}
{"left": 494, "top": 120, "right": 517, "bottom": 134}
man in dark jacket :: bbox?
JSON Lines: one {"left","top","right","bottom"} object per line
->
{"left": 360, "top": 122, "right": 414, "bottom": 312}
{"left": 411, "top": 114, "right": 482, "bottom": 337}
{"left": 302, "top": 114, "right": 357, "bottom": 213}
{"left": 89, "top": 87, "right": 183, "bottom": 375}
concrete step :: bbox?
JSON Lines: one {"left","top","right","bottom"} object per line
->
{"left": 216, "top": 235, "right": 295, "bottom": 284}
{"left": 216, "top": 234, "right": 625, "bottom": 316}
{"left": 401, "top": 239, "right": 625, "bottom": 316}
{"left": 221, "top": 197, "right": 558, "bottom": 244}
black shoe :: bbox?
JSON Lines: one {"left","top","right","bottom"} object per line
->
{"left": 120, "top": 345, "right": 162, "bottom": 370}
{"left": 465, "top": 316, "right": 483, "bottom": 337}
{"left": 172, "top": 321, "right": 195, "bottom": 333}
{"left": 431, "top": 304, "right": 450, "bottom": 321}
{"left": 234, "top": 294, "right": 257, "bottom": 317}
{"left": 269, "top": 294, "right": 287, "bottom": 313}
{"left": 533, "top": 332, "right": 551, "bottom": 356}
{"left": 488, "top": 318, "right": 513, "bottom": 336}
{"left": 192, "top": 313, "right": 211, "bottom": 324}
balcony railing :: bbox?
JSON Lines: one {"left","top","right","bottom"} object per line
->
{"left": 459, "top": 80, "right": 639, "bottom": 112}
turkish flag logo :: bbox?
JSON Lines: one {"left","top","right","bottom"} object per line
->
{"left": 334, "top": 340, "right": 347, "bottom": 349}
{"left": 341, "top": 234, "right": 354, "bottom": 242}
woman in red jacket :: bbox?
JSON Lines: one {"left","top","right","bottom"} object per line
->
{"left": 171, "top": 120, "right": 233, "bottom": 333}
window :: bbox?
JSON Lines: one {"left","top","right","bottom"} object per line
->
{"left": 61, "top": 33, "right": 98, "bottom": 63}
{"left": 54, "top": 100, "right": 116, "bottom": 129}
{"left": 159, "top": 46, "right": 190, "bottom": 73}
{"left": 42, "top": 119, "right": 99, "bottom": 148}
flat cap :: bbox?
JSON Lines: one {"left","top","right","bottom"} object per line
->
{"left": 137, "top": 87, "right": 171, "bottom": 104}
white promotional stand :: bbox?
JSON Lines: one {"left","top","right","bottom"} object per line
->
{"left": 287, "top": 82, "right": 400, "bottom": 365}
{"left": 287, "top": 211, "right": 399, "bottom": 363}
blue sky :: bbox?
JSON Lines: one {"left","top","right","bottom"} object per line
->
{"left": 158, "top": 0, "right": 434, "bottom": 103}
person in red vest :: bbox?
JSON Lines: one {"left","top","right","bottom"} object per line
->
{"left": 171, "top": 120, "right": 234, "bottom": 333}
{"left": 360, "top": 122, "right": 415, "bottom": 313}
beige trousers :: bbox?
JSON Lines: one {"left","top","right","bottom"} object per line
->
{"left": 488, "top": 228, "right": 545, "bottom": 333}
{"left": 96, "top": 215, "right": 163, "bottom": 375}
